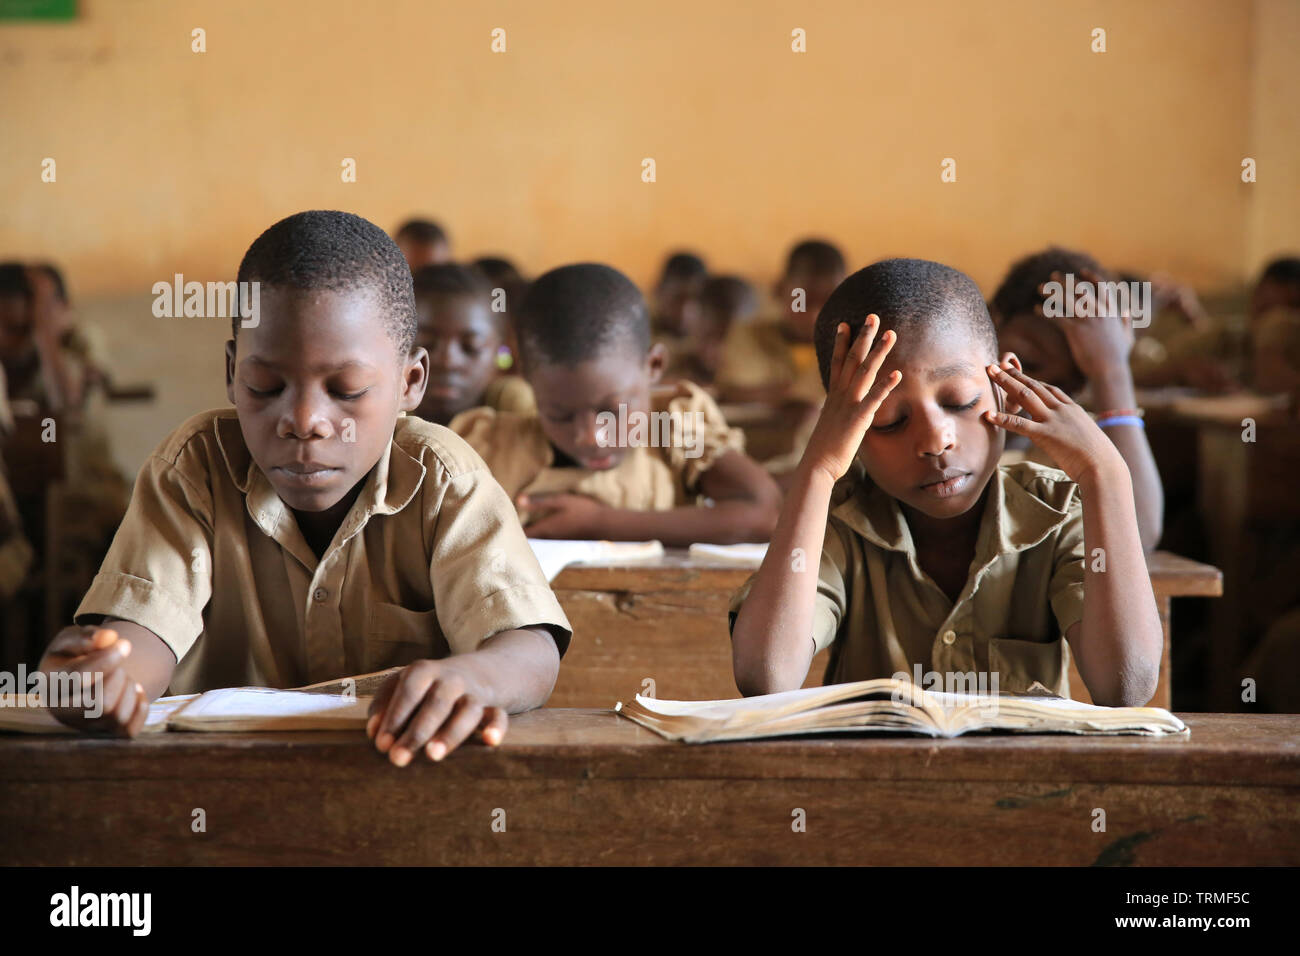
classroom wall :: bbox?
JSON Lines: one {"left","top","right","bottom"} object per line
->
{"left": 1246, "top": 0, "right": 1300, "bottom": 279}
{"left": 1, "top": 0, "right": 1295, "bottom": 475}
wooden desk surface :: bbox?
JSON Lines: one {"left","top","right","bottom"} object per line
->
{"left": 2, "top": 711, "right": 1294, "bottom": 866}
{"left": 548, "top": 550, "right": 1222, "bottom": 709}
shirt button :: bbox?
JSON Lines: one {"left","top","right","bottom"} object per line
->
{"left": 313, "top": 587, "right": 328, "bottom": 602}
{"left": 942, "top": 630, "right": 957, "bottom": 645}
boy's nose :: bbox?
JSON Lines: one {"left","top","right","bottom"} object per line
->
{"left": 915, "top": 410, "right": 956, "bottom": 456}
{"left": 278, "top": 394, "right": 333, "bottom": 439}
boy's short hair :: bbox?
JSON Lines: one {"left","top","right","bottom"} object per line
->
{"left": 234, "top": 210, "right": 417, "bottom": 353}
{"left": 472, "top": 256, "right": 524, "bottom": 285}
{"left": 657, "top": 251, "right": 708, "bottom": 287}
{"left": 700, "top": 275, "right": 758, "bottom": 322}
{"left": 394, "top": 218, "right": 449, "bottom": 247}
{"left": 785, "top": 239, "right": 845, "bottom": 279}
{"left": 412, "top": 263, "right": 502, "bottom": 331}
{"left": 814, "top": 258, "right": 996, "bottom": 389}
{"left": 1258, "top": 256, "right": 1300, "bottom": 289}
{"left": 990, "top": 246, "right": 1104, "bottom": 325}
{"left": 0, "top": 262, "right": 28, "bottom": 299}
{"left": 516, "top": 263, "right": 650, "bottom": 366}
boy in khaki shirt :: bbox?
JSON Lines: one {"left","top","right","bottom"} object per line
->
{"left": 38, "top": 211, "right": 572, "bottom": 766}
{"left": 452, "top": 263, "right": 782, "bottom": 547}
{"left": 731, "top": 258, "right": 1163, "bottom": 707}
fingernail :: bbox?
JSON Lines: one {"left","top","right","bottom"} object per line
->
{"left": 390, "top": 747, "right": 412, "bottom": 768}
{"left": 365, "top": 714, "right": 379, "bottom": 740}
{"left": 376, "top": 732, "right": 394, "bottom": 752}
{"left": 484, "top": 728, "right": 502, "bottom": 746}
{"left": 117, "top": 640, "right": 132, "bottom": 657}
{"left": 427, "top": 741, "right": 447, "bottom": 762}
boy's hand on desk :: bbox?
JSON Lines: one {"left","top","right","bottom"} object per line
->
{"left": 520, "top": 492, "right": 606, "bottom": 539}
{"left": 985, "top": 366, "right": 1124, "bottom": 484}
{"left": 38, "top": 626, "right": 151, "bottom": 736}
{"left": 366, "top": 659, "right": 508, "bottom": 767}
{"left": 802, "top": 315, "right": 900, "bottom": 483}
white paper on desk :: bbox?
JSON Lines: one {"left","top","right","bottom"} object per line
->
{"left": 166, "top": 687, "right": 371, "bottom": 732}
{"left": 687, "top": 542, "right": 769, "bottom": 567}
{"left": 526, "top": 538, "right": 664, "bottom": 582}
{"left": 0, "top": 693, "right": 196, "bottom": 735}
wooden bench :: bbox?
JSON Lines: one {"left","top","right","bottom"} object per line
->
{"left": 1, "top": 711, "right": 1292, "bottom": 866}
{"left": 548, "top": 549, "right": 1222, "bottom": 709}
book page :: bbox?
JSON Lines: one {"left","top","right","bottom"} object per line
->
{"left": 527, "top": 538, "right": 665, "bottom": 581}
{"left": 166, "top": 687, "right": 371, "bottom": 731}
{"left": 0, "top": 694, "right": 197, "bottom": 735}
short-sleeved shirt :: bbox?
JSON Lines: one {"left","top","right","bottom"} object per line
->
{"left": 716, "top": 318, "right": 825, "bottom": 406}
{"left": 729, "top": 460, "right": 1087, "bottom": 696}
{"left": 450, "top": 380, "right": 745, "bottom": 519}
{"left": 481, "top": 375, "right": 538, "bottom": 416}
{"left": 75, "top": 408, "right": 573, "bottom": 695}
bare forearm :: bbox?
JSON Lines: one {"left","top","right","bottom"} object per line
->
{"left": 1091, "top": 371, "right": 1163, "bottom": 551}
{"left": 1074, "top": 465, "right": 1163, "bottom": 706}
{"left": 731, "top": 462, "right": 835, "bottom": 696}
{"left": 36, "top": 618, "right": 177, "bottom": 700}
{"left": 455, "top": 626, "right": 562, "bottom": 712}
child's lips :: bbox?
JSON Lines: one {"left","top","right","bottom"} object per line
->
{"left": 920, "top": 472, "right": 972, "bottom": 497}
{"left": 273, "top": 463, "right": 341, "bottom": 486}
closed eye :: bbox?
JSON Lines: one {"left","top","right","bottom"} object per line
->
{"left": 947, "top": 397, "right": 980, "bottom": 411}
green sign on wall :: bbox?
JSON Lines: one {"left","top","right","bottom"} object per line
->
{"left": 0, "top": 0, "right": 77, "bottom": 20}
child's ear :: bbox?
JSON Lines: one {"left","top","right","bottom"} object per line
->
{"left": 224, "top": 340, "right": 237, "bottom": 404}
{"left": 992, "top": 352, "right": 1024, "bottom": 415}
{"left": 399, "top": 346, "right": 430, "bottom": 412}
{"left": 646, "top": 342, "right": 668, "bottom": 384}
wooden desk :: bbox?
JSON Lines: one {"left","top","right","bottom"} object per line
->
{"left": 1, "top": 711, "right": 1293, "bottom": 866}
{"left": 549, "top": 550, "right": 1221, "bottom": 710}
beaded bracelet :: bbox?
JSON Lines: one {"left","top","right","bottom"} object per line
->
{"left": 1095, "top": 415, "right": 1145, "bottom": 429}
{"left": 1091, "top": 407, "right": 1144, "bottom": 420}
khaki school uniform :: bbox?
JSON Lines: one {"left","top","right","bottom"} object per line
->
{"left": 450, "top": 380, "right": 744, "bottom": 520}
{"left": 729, "top": 460, "right": 1087, "bottom": 696}
{"left": 481, "top": 374, "right": 538, "bottom": 416}
{"left": 75, "top": 409, "right": 572, "bottom": 695}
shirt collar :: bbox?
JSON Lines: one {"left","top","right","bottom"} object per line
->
{"left": 215, "top": 412, "right": 427, "bottom": 557}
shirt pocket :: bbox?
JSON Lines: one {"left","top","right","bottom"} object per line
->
{"left": 988, "top": 634, "right": 1069, "bottom": 697}
{"left": 365, "top": 602, "right": 445, "bottom": 671}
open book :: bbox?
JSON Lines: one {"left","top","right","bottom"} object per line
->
{"left": 527, "top": 538, "right": 664, "bottom": 582}
{"left": 617, "top": 679, "right": 1188, "bottom": 742}
{"left": 0, "top": 667, "right": 402, "bottom": 735}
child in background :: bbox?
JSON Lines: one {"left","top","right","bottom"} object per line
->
{"left": 990, "top": 247, "right": 1164, "bottom": 551}
{"left": 650, "top": 251, "right": 708, "bottom": 342}
{"left": 716, "top": 238, "right": 846, "bottom": 407}
{"left": 0, "top": 372, "right": 34, "bottom": 607}
{"left": 39, "top": 211, "right": 571, "bottom": 764}
{"left": 393, "top": 218, "right": 452, "bottom": 271}
{"left": 411, "top": 263, "right": 523, "bottom": 425}
{"left": 471, "top": 255, "right": 528, "bottom": 380}
{"left": 730, "top": 258, "right": 1162, "bottom": 707}
{"left": 451, "top": 263, "right": 782, "bottom": 546}
{"left": 0, "top": 262, "right": 129, "bottom": 559}
{"left": 664, "top": 275, "right": 759, "bottom": 386}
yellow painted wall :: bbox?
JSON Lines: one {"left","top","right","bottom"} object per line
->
{"left": 1, "top": 0, "right": 1286, "bottom": 295}
{"left": 1, "top": 0, "right": 1295, "bottom": 474}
